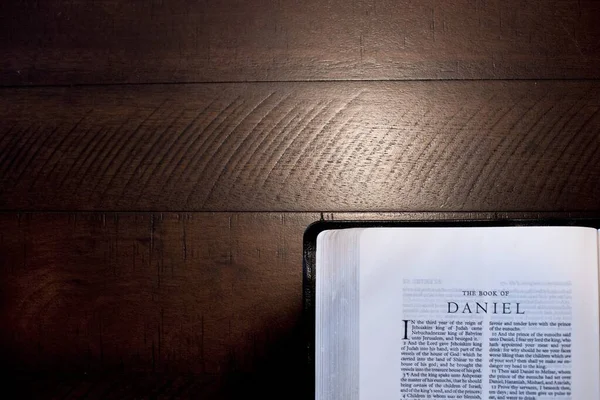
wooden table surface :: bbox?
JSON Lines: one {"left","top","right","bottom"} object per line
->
{"left": 1, "top": 1, "right": 600, "bottom": 398}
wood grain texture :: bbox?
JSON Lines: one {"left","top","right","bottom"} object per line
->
{"left": 4, "top": 0, "right": 600, "bottom": 398}
{"left": 1, "top": 81, "right": 600, "bottom": 211}
{"left": 0, "top": 212, "right": 318, "bottom": 399}
{"left": 2, "top": 0, "right": 600, "bottom": 85}
{"left": 4, "top": 211, "right": 593, "bottom": 399}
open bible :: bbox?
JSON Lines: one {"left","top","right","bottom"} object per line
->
{"left": 307, "top": 224, "right": 600, "bottom": 400}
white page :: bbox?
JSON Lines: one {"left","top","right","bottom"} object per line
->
{"left": 359, "top": 226, "right": 599, "bottom": 400}
{"left": 316, "top": 229, "right": 361, "bottom": 400}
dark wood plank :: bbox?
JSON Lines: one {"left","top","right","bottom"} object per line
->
{"left": 1, "top": 81, "right": 600, "bottom": 211}
{"left": 0, "top": 212, "right": 319, "bottom": 399}
{"left": 1, "top": 0, "right": 600, "bottom": 85}
{"left": 5, "top": 211, "right": 593, "bottom": 399}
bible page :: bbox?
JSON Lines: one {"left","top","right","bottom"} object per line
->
{"left": 359, "top": 226, "right": 599, "bottom": 400}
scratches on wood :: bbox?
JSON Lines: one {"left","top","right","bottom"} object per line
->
{"left": 100, "top": 99, "right": 173, "bottom": 205}
{"left": 153, "top": 100, "right": 217, "bottom": 204}
{"left": 124, "top": 109, "right": 188, "bottom": 204}
{"left": 30, "top": 112, "right": 91, "bottom": 193}
{"left": 194, "top": 91, "right": 280, "bottom": 207}
{"left": 257, "top": 99, "right": 331, "bottom": 197}
{"left": 168, "top": 97, "right": 245, "bottom": 205}
{"left": 1, "top": 82, "right": 600, "bottom": 211}
{"left": 220, "top": 94, "right": 295, "bottom": 202}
